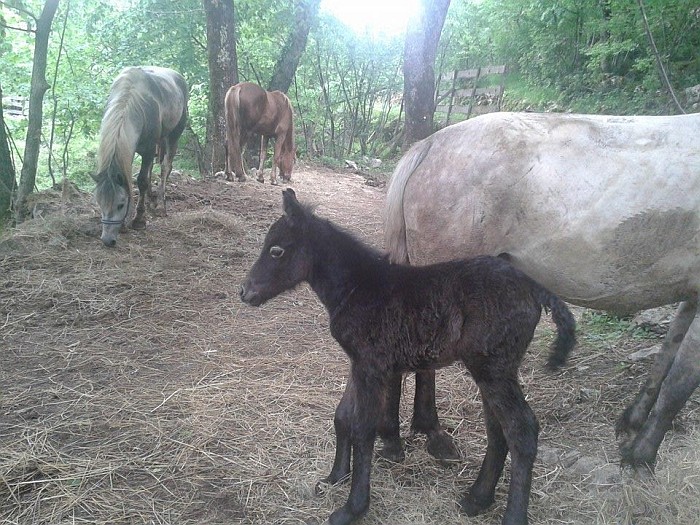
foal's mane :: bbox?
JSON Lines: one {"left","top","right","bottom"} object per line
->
{"left": 300, "top": 202, "right": 386, "bottom": 269}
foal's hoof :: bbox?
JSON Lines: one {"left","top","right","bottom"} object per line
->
{"left": 619, "top": 441, "right": 657, "bottom": 474}
{"left": 459, "top": 492, "right": 493, "bottom": 517}
{"left": 377, "top": 438, "right": 405, "bottom": 463}
{"left": 315, "top": 474, "right": 350, "bottom": 496}
{"left": 327, "top": 503, "right": 367, "bottom": 525}
{"left": 426, "top": 430, "right": 461, "bottom": 462}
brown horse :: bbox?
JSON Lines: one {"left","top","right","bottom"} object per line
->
{"left": 222, "top": 82, "right": 295, "bottom": 184}
{"left": 93, "top": 66, "right": 188, "bottom": 247}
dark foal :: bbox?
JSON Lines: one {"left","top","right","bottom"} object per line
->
{"left": 240, "top": 189, "right": 576, "bottom": 525}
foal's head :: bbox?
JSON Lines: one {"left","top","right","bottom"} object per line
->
{"left": 240, "top": 189, "right": 312, "bottom": 306}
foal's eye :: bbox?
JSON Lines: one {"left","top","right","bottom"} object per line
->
{"left": 269, "top": 246, "right": 285, "bottom": 258}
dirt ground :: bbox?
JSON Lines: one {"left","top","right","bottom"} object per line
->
{"left": 1, "top": 165, "right": 698, "bottom": 525}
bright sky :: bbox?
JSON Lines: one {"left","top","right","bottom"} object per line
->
{"left": 320, "top": 0, "right": 421, "bottom": 38}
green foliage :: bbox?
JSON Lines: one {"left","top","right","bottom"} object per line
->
{"left": 1, "top": 0, "right": 698, "bottom": 192}
{"left": 578, "top": 310, "right": 658, "bottom": 345}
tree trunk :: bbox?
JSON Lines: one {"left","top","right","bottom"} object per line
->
{"left": 402, "top": 0, "right": 450, "bottom": 146}
{"left": 268, "top": 0, "right": 321, "bottom": 93}
{"left": 14, "top": 0, "right": 60, "bottom": 224}
{"left": 202, "top": 0, "right": 238, "bottom": 176}
{"left": 0, "top": 82, "right": 17, "bottom": 224}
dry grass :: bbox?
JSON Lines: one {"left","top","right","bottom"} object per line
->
{"left": 1, "top": 166, "right": 698, "bottom": 524}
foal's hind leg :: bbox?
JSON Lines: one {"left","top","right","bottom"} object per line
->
{"left": 619, "top": 305, "right": 700, "bottom": 469}
{"left": 465, "top": 377, "right": 538, "bottom": 525}
{"left": 617, "top": 301, "right": 696, "bottom": 456}
{"left": 460, "top": 395, "right": 508, "bottom": 515}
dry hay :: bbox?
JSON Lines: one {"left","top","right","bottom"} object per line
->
{"left": 1, "top": 165, "right": 698, "bottom": 524}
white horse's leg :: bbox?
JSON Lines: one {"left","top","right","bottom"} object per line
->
{"left": 157, "top": 140, "right": 176, "bottom": 216}
{"left": 619, "top": 301, "right": 700, "bottom": 468}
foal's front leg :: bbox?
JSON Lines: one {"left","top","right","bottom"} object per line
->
{"left": 326, "top": 373, "right": 381, "bottom": 525}
{"left": 319, "top": 378, "right": 354, "bottom": 488}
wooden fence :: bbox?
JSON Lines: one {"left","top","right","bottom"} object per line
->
{"left": 435, "top": 65, "right": 507, "bottom": 125}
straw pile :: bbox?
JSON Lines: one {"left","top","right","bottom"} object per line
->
{"left": 1, "top": 166, "right": 698, "bottom": 524}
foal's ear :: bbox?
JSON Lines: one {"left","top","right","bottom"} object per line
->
{"left": 282, "top": 188, "right": 303, "bottom": 221}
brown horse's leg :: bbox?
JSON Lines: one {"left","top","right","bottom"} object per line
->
{"left": 413, "top": 370, "right": 461, "bottom": 460}
{"left": 271, "top": 135, "right": 286, "bottom": 186}
{"left": 257, "top": 135, "right": 268, "bottom": 183}
{"left": 226, "top": 133, "right": 246, "bottom": 182}
{"left": 132, "top": 152, "right": 155, "bottom": 230}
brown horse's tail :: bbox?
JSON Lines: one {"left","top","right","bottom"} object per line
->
{"left": 383, "top": 139, "right": 433, "bottom": 263}
{"left": 225, "top": 85, "right": 244, "bottom": 176}
{"left": 279, "top": 93, "right": 295, "bottom": 176}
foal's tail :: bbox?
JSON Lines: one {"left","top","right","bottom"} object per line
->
{"left": 535, "top": 285, "right": 577, "bottom": 371}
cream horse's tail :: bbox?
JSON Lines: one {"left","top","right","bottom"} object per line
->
{"left": 383, "top": 139, "right": 432, "bottom": 263}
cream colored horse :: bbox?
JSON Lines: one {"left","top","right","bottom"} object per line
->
{"left": 93, "top": 66, "right": 188, "bottom": 246}
{"left": 384, "top": 111, "right": 700, "bottom": 471}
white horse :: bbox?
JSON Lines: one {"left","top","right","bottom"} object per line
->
{"left": 384, "top": 111, "right": 700, "bottom": 470}
{"left": 93, "top": 66, "right": 188, "bottom": 247}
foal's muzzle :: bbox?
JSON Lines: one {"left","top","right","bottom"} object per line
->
{"left": 239, "top": 283, "right": 263, "bottom": 306}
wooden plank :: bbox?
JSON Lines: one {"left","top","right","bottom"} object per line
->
{"left": 479, "top": 65, "right": 507, "bottom": 75}
{"left": 455, "top": 68, "right": 480, "bottom": 80}
{"left": 453, "top": 86, "right": 503, "bottom": 98}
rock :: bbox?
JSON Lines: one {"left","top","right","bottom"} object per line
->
{"left": 627, "top": 344, "right": 662, "bottom": 362}
{"left": 632, "top": 306, "right": 674, "bottom": 333}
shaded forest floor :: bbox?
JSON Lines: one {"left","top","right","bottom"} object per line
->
{"left": 1, "top": 165, "right": 698, "bottom": 524}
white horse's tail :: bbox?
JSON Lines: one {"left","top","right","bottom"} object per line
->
{"left": 384, "top": 139, "right": 432, "bottom": 263}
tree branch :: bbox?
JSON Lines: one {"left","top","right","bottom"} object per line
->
{"left": 636, "top": 0, "right": 685, "bottom": 113}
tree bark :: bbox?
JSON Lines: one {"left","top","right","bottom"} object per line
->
{"left": 202, "top": 0, "right": 238, "bottom": 176}
{"left": 402, "top": 0, "right": 450, "bottom": 146}
{"left": 0, "top": 82, "right": 17, "bottom": 224}
{"left": 268, "top": 0, "right": 321, "bottom": 93}
{"left": 14, "top": 0, "right": 60, "bottom": 224}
